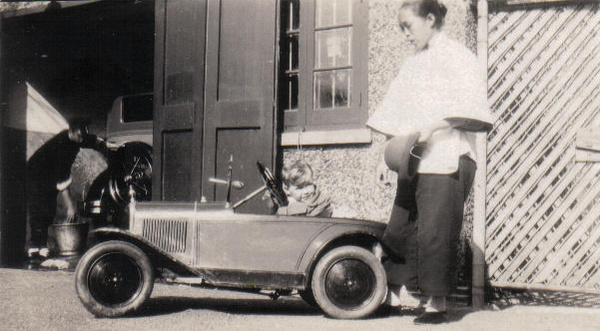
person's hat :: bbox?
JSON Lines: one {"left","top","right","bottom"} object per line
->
{"left": 384, "top": 133, "right": 421, "bottom": 180}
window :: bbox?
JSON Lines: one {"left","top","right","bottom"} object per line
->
{"left": 279, "top": 0, "right": 370, "bottom": 145}
{"left": 122, "top": 94, "right": 153, "bottom": 123}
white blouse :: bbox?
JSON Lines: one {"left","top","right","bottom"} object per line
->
{"left": 367, "top": 33, "right": 493, "bottom": 174}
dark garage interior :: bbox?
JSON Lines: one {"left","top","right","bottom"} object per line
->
{"left": 1, "top": 0, "right": 155, "bottom": 266}
{"left": 2, "top": 0, "right": 154, "bottom": 126}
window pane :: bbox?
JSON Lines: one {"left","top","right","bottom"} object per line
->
{"left": 315, "top": 28, "right": 352, "bottom": 69}
{"left": 279, "top": 0, "right": 300, "bottom": 113}
{"left": 282, "top": 74, "right": 299, "bottom": 111}
{"left": 316, "top": 0, "right": 352, "bottom": 28}
{"left": 291, "top": 0, "right": 300, "bottom": 31}
{"left": 281, "top": 0, "right": 300, "bottom": 32}
{"left": 280, "top": 34, "right": 299, "bottom": 72}
{"left": 314, "top": 70, "right": 351, "bottom": 110}
{"left": 123, "top": 94, "right": 154, "bottom": 122}
{"left": 288, "top": 35, "right": 299, "bottom": 71}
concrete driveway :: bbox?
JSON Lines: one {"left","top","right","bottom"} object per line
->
{"left": 1, "top": 268, "right": 600, "bottom": 331}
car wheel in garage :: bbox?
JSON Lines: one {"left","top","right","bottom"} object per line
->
{"left": 110, "top": 143, "right": 153, "bottom": 204}
{"left": 311, "top": 245, "right": 387, "bottom": 319}
{"left": 75, "top": 240, "right": 154, "bottom": 317}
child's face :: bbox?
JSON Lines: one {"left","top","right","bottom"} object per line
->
{"left": 284, "top": 184, "right": 316, "bottom": 202}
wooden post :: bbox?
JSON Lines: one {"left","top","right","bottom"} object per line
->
{"left": 0, "top": 12, "right": 4, "bottom": 267}
{"left": 472, "top": 0, "right": 489, "bottom": 309}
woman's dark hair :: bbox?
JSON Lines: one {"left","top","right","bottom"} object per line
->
{"left": 401, "top": 0, "right": 447, "bottom": 29}
{"left": 68, "top": 118, "right": 89, "bottom": 135}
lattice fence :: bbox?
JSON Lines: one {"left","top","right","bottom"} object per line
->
{"left": 486, "top": 2, "right": 600, "bottom": 293}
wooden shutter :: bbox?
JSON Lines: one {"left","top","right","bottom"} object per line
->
{"left": 153, "top": 0, "right": 207, "bottom": 201}
{"left": 202, "top": 0, "right": 278, "bottom": 213}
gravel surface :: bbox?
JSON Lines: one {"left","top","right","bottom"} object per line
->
{"left": 2, "top": 268, "right": 600, "bottom": 331}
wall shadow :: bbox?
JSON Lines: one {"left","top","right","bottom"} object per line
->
{"left": 1, "top": 115, "right": 27, "bottom": 266}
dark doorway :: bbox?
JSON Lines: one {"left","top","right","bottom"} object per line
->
{"left": 0, "top": 0, "right": 155, "bottom": 266}
{"left": 1, "top": 0, "right": 154, "bottom": 125}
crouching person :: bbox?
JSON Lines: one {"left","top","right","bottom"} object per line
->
{"left": 26, "top": 119, "right": 107, "bottom": 262}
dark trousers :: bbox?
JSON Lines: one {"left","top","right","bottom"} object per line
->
{"left": 27, "top": 185, "right": 57, "bottom": 249}
{"left": 381, "top": 155, "right": 476, "bottom": 297}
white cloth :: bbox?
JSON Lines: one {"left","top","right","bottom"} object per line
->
{"left": 56, "top": 176, "right": 72, "bottom": 191}
{"left": 367, "top": 33, "right": 493, "bottom": 174}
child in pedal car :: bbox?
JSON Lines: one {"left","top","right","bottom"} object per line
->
{"left": 265, "top": 160, "right": 333, "bottom": 218}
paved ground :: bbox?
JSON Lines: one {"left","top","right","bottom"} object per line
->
{"left": 1, "top": 267, "right": 600, "bottom": 331}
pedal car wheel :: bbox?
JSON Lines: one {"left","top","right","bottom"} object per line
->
{"left": 75, "top": 240, "right": 154, "bottom": 317}
{"left": 311, "top": 245, "right": 387, "bottom": 319}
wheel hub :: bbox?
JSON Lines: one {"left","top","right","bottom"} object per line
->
{"left": 88, "top": 253, "right": 143, "bottom": 306}
{"left": 324, "top": 258, "right": 376, "bottom": 309}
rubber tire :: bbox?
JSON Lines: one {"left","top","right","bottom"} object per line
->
{"left": 110, "top": 143, "right": 153, "bottom": 204}
{"left": 311, "top": 245, "right": 387, "bottom": 319}
{"left": 75, "top": 240, "right": 154, "bottom": 317}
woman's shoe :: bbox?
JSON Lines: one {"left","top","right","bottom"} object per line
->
{"left": 413, "top": 311, "right": 448, "bottom": 325}
{"left": 39, "top": 247, "right": 50, "bottom": 259}
{"left": 27, "top": 247, "right": 40, "bottom": 258}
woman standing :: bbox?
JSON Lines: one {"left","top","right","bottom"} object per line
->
{"left": 367, "top": 0, "right": 493, "bottom": 325}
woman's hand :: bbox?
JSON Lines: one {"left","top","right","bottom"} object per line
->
{"left": 418, "top": 128, "right": 434, "bottom": 143}
{"left": 418, "top": 120, "right": 452, "bottom": 143}
{"left": 66, "top": 203, "right": 77, "bottom": 223}
{"left": 59, "top": 189, "right": 77, "bottom": 223}
{"left": 376, "top": 156, "right": 393, "bottom": 187}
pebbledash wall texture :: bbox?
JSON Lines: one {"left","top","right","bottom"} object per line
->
{"left": 283, "top": 0, "right": 478, "bottom": 223}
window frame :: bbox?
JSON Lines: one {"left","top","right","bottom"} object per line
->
{"left": 279, "top": 0, "right": 370, "bottom": 146}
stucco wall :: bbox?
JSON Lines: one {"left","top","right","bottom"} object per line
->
{"left": 283, "top": 0, "right": 478, "bottom": 223}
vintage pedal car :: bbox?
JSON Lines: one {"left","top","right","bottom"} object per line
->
{"left": 75, "top": 162, "right": 387, "bottom": 319}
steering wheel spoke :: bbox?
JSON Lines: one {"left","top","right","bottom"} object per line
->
{"left": 257, "top": 162, "right": 288, "bottom": 207}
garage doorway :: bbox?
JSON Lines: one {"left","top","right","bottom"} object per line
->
{"left": 1, "top": 0, "right": 155, "bottom": 266}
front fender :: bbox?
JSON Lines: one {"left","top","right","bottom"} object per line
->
{"left": 297, "top": 222, "right": 385, "bottom": 286}
{"left": 82, "top": 169, "right": 112, "bottom": 214}
{"left": 88, "top": 227, "right": 199, "bottom": 277}
{"left": 85, "top": 170, "right": 110, "bottom": 202}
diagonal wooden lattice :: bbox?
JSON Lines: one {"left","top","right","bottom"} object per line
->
{"left": 486, "top": 2, "right": 600, "bottom": 293}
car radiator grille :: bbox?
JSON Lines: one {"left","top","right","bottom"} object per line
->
{"left": 142, "top": 219, "right": 188, "bottom": 253}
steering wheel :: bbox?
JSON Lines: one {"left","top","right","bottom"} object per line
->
{"left": 257, "top": 162, "right": 288, "bottom": 206}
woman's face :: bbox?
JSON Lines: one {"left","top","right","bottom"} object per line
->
{"left": 398, "top": 7, "right": 436, "bottom": 52}
{"left": 68, "top": 127, "right": 84, "bottom": 143}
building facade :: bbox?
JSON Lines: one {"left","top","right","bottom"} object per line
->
{"left": 4, "top": 0, "right": 599, "bottom": 301}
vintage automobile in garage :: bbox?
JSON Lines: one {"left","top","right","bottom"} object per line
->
{"left": 82, "top": 94, "right": 153, "bottom": 228}
{"left": 74, "top": 162, "right": 388, "bottom": 319}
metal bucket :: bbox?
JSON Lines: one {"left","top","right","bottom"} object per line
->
{"left": 48, "top": 223, "right": 89, "bottom": 256}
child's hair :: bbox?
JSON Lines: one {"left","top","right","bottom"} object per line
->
{"left": 401, "top": 0, "right": 447, "bottom": 29}
{"left": 282, "top": 160, "right": 314, "bottom": 188}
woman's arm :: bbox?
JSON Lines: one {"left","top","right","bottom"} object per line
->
{"left": 418, "top": 120, "right": 452, "bottom": 143}
{"left": 59, "top": 188, "right": 77, "bottom": 223}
